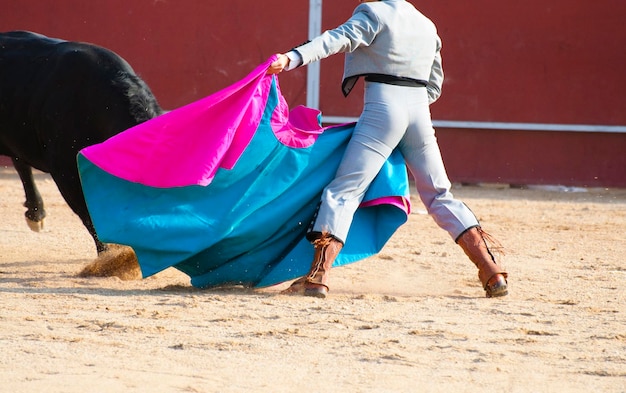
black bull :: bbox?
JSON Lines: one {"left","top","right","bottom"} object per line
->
{"left": 0, "top": 31, "right": 163, "bottom": 254}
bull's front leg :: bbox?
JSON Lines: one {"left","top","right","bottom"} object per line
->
{"left": 12, "top": 157, "right": 46, "bottom": 231}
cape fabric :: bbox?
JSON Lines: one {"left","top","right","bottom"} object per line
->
{"left": 78, "top": 56, "right": 411, "bottom": 289}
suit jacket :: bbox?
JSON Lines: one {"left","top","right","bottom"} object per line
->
{"left": 294, "top": 0, "right": 443, "bottom": 103}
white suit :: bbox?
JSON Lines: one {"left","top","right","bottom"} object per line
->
{"left": 288, "top": 0, "right": 480, "bottom": 243}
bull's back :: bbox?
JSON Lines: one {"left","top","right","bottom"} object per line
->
{"left": 0, "top": 31, "right": 162, "bottom": 171}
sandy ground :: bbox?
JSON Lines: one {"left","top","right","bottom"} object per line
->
{"left": 0, "top": 166, "right": 625, "bottom": 393}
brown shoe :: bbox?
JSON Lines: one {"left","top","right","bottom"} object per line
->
{"left": 282, "top": 232, "right": 343, "bottom": 298}
{"left": 484, "top": 273, "right": 508, "bottom": 298}
{"left": 281, "top": 277, "right": 306, "bottom": 295}
{"left": 457, "top": 226, "right": 508, "bottom": 298}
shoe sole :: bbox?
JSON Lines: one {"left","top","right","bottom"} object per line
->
{"left": 486, "top": 284, "right": 508, "bottom": 298}
{"left": 304, "top": 287, "right": 328, "bottom": 298}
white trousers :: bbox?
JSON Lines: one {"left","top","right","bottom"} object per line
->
{"left": 313, "top": 82, "right": 479, "bottom": 243}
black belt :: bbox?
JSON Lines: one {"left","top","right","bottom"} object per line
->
{"left": 342, "top": 74, "right": 428, "bottom": 97}
{"left": 364, "top": 74, "right": 428, "bottom": 87}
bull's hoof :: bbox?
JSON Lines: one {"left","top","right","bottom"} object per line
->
{"left": 25, "top": 217, "right": 44, "bottom": 232}
{"left": 78, "top": 244, "right": 142, "bottom": 281}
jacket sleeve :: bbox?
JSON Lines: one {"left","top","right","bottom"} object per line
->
{"left": 426, "top": 35, "right": 444, "bottom": 104}
{"left": 293, "top": 6, "right": 381, "bottom": 66}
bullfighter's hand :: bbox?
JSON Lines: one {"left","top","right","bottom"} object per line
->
{"left": 267, "top": 54, "right": 290, "bottom": 74}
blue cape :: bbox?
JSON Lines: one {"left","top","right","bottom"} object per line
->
{"left": 78, "top": 59, "right": 410, "bottom": 288}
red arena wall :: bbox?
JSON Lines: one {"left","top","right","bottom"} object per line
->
{"left": 2, "top": 0, "right": 625, "bottom": 187}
